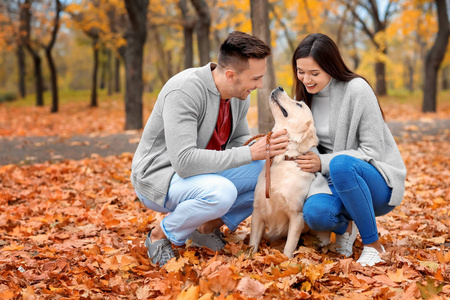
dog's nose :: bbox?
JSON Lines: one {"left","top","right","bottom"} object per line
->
{"left": 278, "top": 87, "right": 284, "bottom": 92}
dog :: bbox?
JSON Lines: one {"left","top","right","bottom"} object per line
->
{"left": 249, "top": 87, "right": 330, "bottom": 258}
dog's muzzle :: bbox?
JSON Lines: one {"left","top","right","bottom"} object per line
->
{"left": 270, "top": 87, "right": 288, "bottom": 117}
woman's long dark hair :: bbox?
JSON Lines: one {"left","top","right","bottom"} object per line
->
{"left": 291, "top": 33, "right": 384, "bottom": 119}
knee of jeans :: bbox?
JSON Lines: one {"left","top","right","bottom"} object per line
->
{"left": 202, "top": 178, "right": 237, "bottom": 215}
{"left": 303, "top": 200, "right": 333, "bottom": 231}
{"left": 329, "top": 155, "right": 356, "bottom": 184}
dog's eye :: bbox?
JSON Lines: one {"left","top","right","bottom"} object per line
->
{"left": 296, "top": 102, "right": 303, "bottom": 108}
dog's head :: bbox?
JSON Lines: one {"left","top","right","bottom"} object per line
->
{"left": 269, "top": 87, "right": 318, "bottom": 151}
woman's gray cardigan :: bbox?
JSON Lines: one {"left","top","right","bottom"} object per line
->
{"left": 130, "top": 63, "right": 253, "bottom": 207}
{"left": 308, "top": 78, "right": 407, "bottom": 206}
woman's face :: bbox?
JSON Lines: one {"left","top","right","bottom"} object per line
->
{"left": 296, "top": 57, "right": 332, "bottom": 94}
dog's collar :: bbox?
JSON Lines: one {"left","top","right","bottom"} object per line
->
{"left": 284, "top": 155, "right": 299, "bottom": 161}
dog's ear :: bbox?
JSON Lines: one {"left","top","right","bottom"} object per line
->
{"left": 303, "top": 121, "right": 319, "bottom": 149}
{"left": 291, "top": 120, "right": 318, "bottom": 151}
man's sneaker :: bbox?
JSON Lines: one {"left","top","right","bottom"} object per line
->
{"left": 356, "top": 245, "right": 386, "bottom": 266}
{"left": 145, "top": 229, "right": 175, "bottom": 266}
{"left": 188, "top": 228, "right": 226, "bottom": 251}
{"left": 335, "top": 221, "right": 358, "bottom": 257}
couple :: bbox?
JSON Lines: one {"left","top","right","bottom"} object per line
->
{"left": 130, "top": 31, "right": 407, "bottom": 267}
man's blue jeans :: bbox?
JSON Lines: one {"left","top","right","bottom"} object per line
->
{"left": 136, "top": 160, "right": 264, "bottom": 246}
{"left": 303, "top": 155, "right": 393, "bottom": 244}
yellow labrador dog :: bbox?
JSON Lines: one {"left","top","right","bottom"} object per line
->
{"left": 249, "top": 87, "right": 329, "bottom": 258}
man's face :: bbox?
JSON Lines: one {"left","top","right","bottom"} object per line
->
{"left": 231, "top": 58, "right": 266, "bottom": 100}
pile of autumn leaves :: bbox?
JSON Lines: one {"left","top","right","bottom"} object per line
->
{"left": 0, "top": 111, "right": 449, "bottom": 299}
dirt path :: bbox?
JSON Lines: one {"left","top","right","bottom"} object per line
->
{"left": 1, "top": 119, "right": 449, "bottom": 165}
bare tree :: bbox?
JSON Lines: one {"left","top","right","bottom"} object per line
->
{"left": 250, "top": 0, "right": 276, "bottom": 134}
{"left": 422, "top": 0, "right": 450, "bottom": 112}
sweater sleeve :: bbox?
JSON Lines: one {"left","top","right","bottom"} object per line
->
{"left": 319, "top": 79, "right": 386, "bottom": 174}
{"left": 163, "top": 90, "right": 252, "bottom": 178}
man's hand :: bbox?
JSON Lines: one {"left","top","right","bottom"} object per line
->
{"left": 295, "top": 151, "right": 321, "bottom": 173}
{"left": 249, "top": 129, "right": 288, "bottom": 161}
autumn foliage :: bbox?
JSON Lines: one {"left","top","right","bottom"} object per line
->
{"left": 0, "top": 99, "right": 449, "bottom": 299}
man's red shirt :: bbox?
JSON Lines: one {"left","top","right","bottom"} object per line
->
{"left": 206, "top": 99, "right": 232, "bottom": 151}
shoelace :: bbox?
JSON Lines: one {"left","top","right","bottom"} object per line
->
{"left": 212, "top": 230, "right": 226, "bottom": 244}
{"left": 155, "top": 243, "right": 174, "bottom": 265}
{"left": 357, "top": 247, "right": 384, "bottom": 266}
{"left": 336, "top": 233, "right": 352, "bottom": 247}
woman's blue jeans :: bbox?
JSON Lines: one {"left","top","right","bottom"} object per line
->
{"left": 136, "top": 160, "right": 264, "bottom": 246}
{"left": 303, "top": 155, "right": 393, "bottom": 244}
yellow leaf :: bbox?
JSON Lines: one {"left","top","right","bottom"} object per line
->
{"left": 177, "top": 285, "right": 199, "bottom": 300}
{"left": 198, "top": 292, "right": 213, "bottom": 300}
{"left": 419, "top": 261, "right": 439, "bottom": 272}
{"left": 301, "top": 281, "right": 311, "bottom": 291}
{"left": 2, "top": 243, "right": 24, "bottom": 251}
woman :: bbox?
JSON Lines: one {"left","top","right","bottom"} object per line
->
{"left": 292, "top": 33, "right": 406, "bottom": 266}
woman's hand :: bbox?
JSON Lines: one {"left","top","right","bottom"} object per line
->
{"left": 249, "top": 129, "right": 288, "bottom": 161}
{"left": 295, "top": 151, "right": 321, "bottom": 173}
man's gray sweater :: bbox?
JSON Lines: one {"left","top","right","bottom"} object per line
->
{"left": 131, "top": 63, "right": 253, "bottom": 207}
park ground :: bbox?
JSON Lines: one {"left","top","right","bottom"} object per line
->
{"left": 0, "top": 90, "right": 449, "bottom": 299}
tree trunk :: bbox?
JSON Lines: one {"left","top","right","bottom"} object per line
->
{"left": 91, "top": 38, "right": 99, "bottom": 107}
{"left": 46, "top": 0, "right": 62, "bottom": 113}
{"left": 422, "top": 0, "right": 450, "bottom": 112}
{"left": 251, "top": 0, "right": 276, "bottom": 134}
{"left": 123, "top": 0, "right": 149, "bottom": 130}
{"left": 179, "top": 0, "right": 195, "bottom": 68}
{"left": 151, "top": 26, "right": 170, "bottom": 84}
{"left": 46, "top": 48, "right": 59, "bottom": 113}
{"left": 27, "top": 48, "right": 44, "bottom": 106}
{"left": 442, "top": 65, "right": 450, "bottom": 90}
{"left": 100, "top": 47, "right": 106, "bottom": 90}
{"left": 191, "top": 0, "right": 210, "bottom": 65}
{"left": 17, "top": 45, "right": 26, "bottom": 98}
{"left": 115, "top": 55, "right": 121, "bottom": 93}
{"left": 107, "top": 49, "right": 112, "bottom": 96}
{"left": 407, "top": 59, "right": 414, "bottom": 93}
{"left": 21, "top": 0, "right": 44, "bottom": 106}
{"left": 375, "top": 59, "right": 387, "bottom": 96}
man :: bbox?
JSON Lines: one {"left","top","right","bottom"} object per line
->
{"left": 130, "top": 31, "right": 288, "bottom": 266}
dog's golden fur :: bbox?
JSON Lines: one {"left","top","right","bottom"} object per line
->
{"left": 249, "top": 87, "right": 329, "bottom": 258}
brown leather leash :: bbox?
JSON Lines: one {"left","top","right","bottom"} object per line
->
{"left": 244, "top": 132, "right": 274, "bottom": 198}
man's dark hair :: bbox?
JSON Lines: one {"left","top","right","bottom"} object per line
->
{"left": 218, "top": 31, "right": 271, "bottom": 72}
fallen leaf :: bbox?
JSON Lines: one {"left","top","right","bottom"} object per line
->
{"left": 236, "top": 277, "right": 266, "bottom": 298}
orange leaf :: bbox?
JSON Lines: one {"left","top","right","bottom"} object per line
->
{"left": 2, "top": 243, "right": 24, "bottom": 251}
{"left": 387, "top": 268, "right": 408, "bottom": 283}
{"left": 164, "top": 257, "right": 189, "bottom": 273}
{"left": 177, "top": 285, "right": 200, "bottom": 300}
{"left": 373, "top": 275, "right": 397, "bottom": 287}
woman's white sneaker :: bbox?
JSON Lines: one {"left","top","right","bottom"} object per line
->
{"left": 356, "top": 245, "right": 386, "bottom": 266}
{"left": 335, "top": 221, "right": 358, "bottom": 257}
